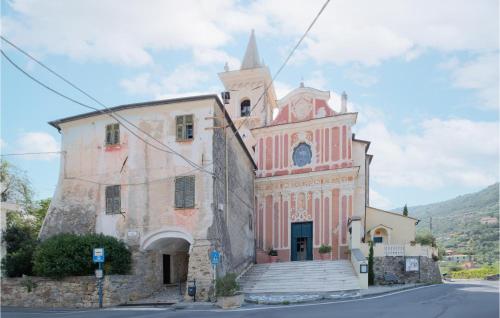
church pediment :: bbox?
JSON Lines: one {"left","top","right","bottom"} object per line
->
{"left": 272, "top": 87, "right": 335, "bottom": 125}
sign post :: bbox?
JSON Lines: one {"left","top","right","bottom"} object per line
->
{"left": 210, "top": 250, "right": 220, "bottom": 300}
{"left": 93, "top": 248, "right": 105, "bottom": 308}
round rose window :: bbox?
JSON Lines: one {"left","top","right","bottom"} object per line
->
{"left": 292, "top": 143, "right": 312, "bottom": 167}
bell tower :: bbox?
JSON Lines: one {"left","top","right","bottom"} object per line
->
{"left": 218, "top": 30, "right": 277, "bottom": 131}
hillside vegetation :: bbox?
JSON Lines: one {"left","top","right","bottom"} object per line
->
{"left": 399, "top": 183, "right": 499, "bottom": 265}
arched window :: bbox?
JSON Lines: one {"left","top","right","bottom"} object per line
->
{"left": 240, "top": 99, "right": 251, "bottom": 117}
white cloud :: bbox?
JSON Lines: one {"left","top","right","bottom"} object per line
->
{"left": 356, "top": 116, "right": 499, "bottom": 189}
{"left": 15, "top": 132, "right": 60, "bottom": 160}
{"left": 5, "top": 0, "right": 497, "bottom": 67}
{"left": 344, "top": 67, "right": 378, "bottom": 87}
{"left": 449, "top": 54, "right": 499, "bottom": 110}
{"left": 370, "top": 189, "right": 393, "bottom": 210}
{"left": 120, "top": 65, "right": 212, "bottom": 99}
{"left": 3, "top": 0, "right": 242, "bottom": 66}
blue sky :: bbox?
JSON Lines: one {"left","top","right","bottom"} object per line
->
{"left": 1, "top": 0, "right": 498, "bottom": 209}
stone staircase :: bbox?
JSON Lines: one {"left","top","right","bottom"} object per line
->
{"left": 238, "top": 260, "right": 360, "bottom": 294}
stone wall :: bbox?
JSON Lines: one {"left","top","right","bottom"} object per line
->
{"left": 1, "top": 275, "right": 155, "bottom": 308}
{"left": 373, "top": 256, "right": 441, "bottom": 284}
{"left": 208, "top": 103, "right": 255, "bottom": 278}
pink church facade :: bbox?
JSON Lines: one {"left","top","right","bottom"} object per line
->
{"left": 219, "top": 31, "right": 372, "bottom": 265}
{"left": 252, "top": 87, "right": 370, "bottom": 263}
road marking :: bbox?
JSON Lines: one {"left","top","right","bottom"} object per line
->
{"left": 182, "top": 284, "right": 442, "bottom": 313}
{"left": 105, "top": 307, "right": 170, "bottom": 311}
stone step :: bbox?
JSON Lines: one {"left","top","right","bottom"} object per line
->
{"left": 238, "top": 260, "right": 360, "bottom": 294}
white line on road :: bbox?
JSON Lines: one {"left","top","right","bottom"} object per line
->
{"left": 182, "top": 284, "right": 442, "bottom": 313}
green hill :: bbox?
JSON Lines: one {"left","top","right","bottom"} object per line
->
{"left": 398, "top": 183, "right": 499, "bottom": 265}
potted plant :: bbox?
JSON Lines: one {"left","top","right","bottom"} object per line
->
{"left": 216, "top": 273, "right": 244, "bottom": 309}
{"left": 268, "top": 248, "right": 279, "bottom": 262}
{"left": 318, "top": 244, "right": 332, "bottom": 260}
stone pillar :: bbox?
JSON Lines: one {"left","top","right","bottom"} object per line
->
{"left": 349, "top": 216, "right": 362, "bottom": 250}
{"left": 186, "top": 240, "right": 214, "bottom": 301}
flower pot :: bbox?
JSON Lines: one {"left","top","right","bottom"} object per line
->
{"left": 319, "top": 253, "right": 329, "bottom": 260}
{"left": 216, "top": 293, "right": 245, "bottom": 309}
{"left": 270, "top": 255, "right": 279, "bottom": 263}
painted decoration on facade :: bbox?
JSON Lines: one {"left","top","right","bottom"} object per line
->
{"left": 292, "top": 143, "right": 312, "bottom": 167}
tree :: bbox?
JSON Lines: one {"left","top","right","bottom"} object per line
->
{"left": 1, "top": 213, "right": 38, "bottom": 277}
{"left": 1, "top": 160, "right": 34, "bottom": 208}
{"left": 403, "top": 204, "right": 409, "bottom": 217}
{"left": 368, "top": 241, "right": 375, "bottom": 285}
{"left": 415, "top": 232, "right": 436, "bottom": 247}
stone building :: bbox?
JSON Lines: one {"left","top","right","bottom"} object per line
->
{"left": 40, "top": 30, "right": 439, "bottom": 300}
{"left": 40, "top": 96, "right": 256, "bottom": 299}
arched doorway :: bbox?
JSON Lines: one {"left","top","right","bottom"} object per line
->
{"left": 141, "top": 228, "right": 193, "bottom": 285}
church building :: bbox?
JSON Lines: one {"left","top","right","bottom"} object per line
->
{"left": 40, "top": 30, "right": 438, "bottom": 301}
{"left": 219, "top": 31, "right": 371, "bottom": 263}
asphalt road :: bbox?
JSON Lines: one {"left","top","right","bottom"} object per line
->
{"left": 2, "top": 280, "right": 499, "bottom": 318}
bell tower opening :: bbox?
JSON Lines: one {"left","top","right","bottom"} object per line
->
{"left": 241, "top": 99, "right": 251, "bottom": 117}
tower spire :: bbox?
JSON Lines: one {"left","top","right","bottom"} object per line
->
{"left": 241, "top": 29, "right": 261, "bottom": 70}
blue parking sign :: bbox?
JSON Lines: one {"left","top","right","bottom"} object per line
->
{"left": 210, "top": 250, "right": 220, "bottom": 265}
{"left": 93, "top": 248, "right": 105, "bottom": 263}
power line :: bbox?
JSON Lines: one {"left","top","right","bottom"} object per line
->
{"left": 0, "top": 48, "right": 209, "bottom": 175}
{"left": 0, "top": 47, "right": 255, "bottom": 212}
{"left": 1, "top": 36, "right": 210, "bottom": 175}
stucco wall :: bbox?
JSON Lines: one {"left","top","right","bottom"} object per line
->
{"left": 365, "top": 207, "right": 418, "bottom": 244}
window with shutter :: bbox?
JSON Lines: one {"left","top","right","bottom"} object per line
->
{"left": 174, "top": 176, "right": 195, "bottom": 208}
{"left": 105, "top": 123, "right": 120, "bottom": 145}
{"left": 105, "top": 185, "right": 121, "bottom": 214}
{"left": 175, "top": 115, "right": 194, "bottom": 141}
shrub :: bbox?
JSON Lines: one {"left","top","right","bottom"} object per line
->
{"left": 216, "top": 273, "right": 239, "bottom": 297}
{"left": 450, "top": 267, "right": 499, "bottom": 279}
{"left": 33, "top": 233, "right": 131, "bottom": 279}
{"left": 319, "top": 244, "right": 332, "bottom": 254}
{"left": 268, "top": 248, "right": 278, "bottom": 256}
{"left": 415, "top": 232, "right": 436, "bottom": 247}
{"left": 368, "top": 241, "right": 375, "bottom": 286}
{"left": 1, "top": 222, "right": 38, "bottom": 277}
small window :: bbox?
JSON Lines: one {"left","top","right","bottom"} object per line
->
{"left": 373, "top": 236, "right": 383, "bottom": 244}
{"left": 105, "top": 185, "right": 121, "bottom": 214}
{"left": 176, "top": 115, "right": 194, "bottom": 141}
{"left": 105, "top": 123, "right": 120, "bottom": 145}
{"left": 241, "top": 99, "right": 251, "bottom": 117}
{"left": 175, "top": 176, "right": 195, "bottom": 208}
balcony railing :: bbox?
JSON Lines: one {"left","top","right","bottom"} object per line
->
{"left": 359, "top": 243, "right": 436, "bottom": 258}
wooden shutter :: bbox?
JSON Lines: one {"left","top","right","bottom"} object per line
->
{"left": 113, "top": 124, "right": 120, "bottom": 144}
{"left": 175, "top": 178, "right": 185, "bottom": 208}
{"left": 105, "top": 186, "right": 112, "bottom": 213}
{"left": 184, "top": 176, "right": 195, "bottom": 208}
{"left": 113, "top": 185, "right": 121, "bottom": 213}
{"left": 176, "top": 116, "right": 184, "bottom": 140}
{"left": 106, "top": 125, "right": 112, "bottom": 145}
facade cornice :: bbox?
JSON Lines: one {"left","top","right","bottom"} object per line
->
{"left": 251, "top": 112, "right": 358, "bottom": 135}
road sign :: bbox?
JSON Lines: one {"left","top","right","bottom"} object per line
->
{"left": 95, "top": 269, "right": 103, "bottom": 278}
{"left": 210, "top": 250, "right": 220, "bottom": 265}
{"left": 93, "top": 248, "right": 105, "bottom": 263}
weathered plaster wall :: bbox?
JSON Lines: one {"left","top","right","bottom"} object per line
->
{"left": 207, "top": 102, "right": 255, "bottom": 280}
{"left": 1, "top": 275, "right": 157, "bottom": 308}
{"left": 374, "top": 256, "right": 442, "bottom": 284}
{"left": 40, "top": 98, "right": 226, "bottom": 301}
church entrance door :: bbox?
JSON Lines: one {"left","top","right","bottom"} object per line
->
{"left": 291, "top": 222, "right": 313, "bottom": 261}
